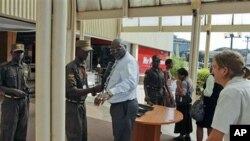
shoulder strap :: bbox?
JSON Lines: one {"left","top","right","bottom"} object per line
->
{"left": 184, "top": 79, "right": 191, "bottom": 96}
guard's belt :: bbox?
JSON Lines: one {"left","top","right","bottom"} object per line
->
{"left": 146, "top": 85, "right": 163, "bottom": 91}
{"left": 4, "top": 94, "right": 25, "bottom": 99}
{"left": 66, "top": 98, "right": 84, "bottom": 104}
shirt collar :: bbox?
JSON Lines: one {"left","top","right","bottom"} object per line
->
{"left": 74, "top": 58, "right": 84, "bottom": 67}
{"left": 226, "top": 76, "right": 246, "bottom": 86}
{"left": 9, "top": 60, "right": 23, "bottom": 68}
{"left": 115, "top": 51, "right": 128, "bottom": 62}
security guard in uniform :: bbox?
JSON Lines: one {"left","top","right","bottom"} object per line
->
{"left": 0, "top": 43, "right": 30, "bottom": 141}
{"left": 144, "top": 55, "right": 165, "bottom": 105}
{"left": 66, "top": 40, "right": 102, "bottom": 141}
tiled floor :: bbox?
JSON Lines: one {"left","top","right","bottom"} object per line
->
{"left": 86, "top": 84, "right": 208, "bottom": 141}
{"left": 0, "top": 84, "right": 208, "bottom": 141}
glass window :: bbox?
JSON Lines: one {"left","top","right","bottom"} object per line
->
{"left": 211, "top": 14, "right": 233, "bottom": 25}
{"left": 234, "top": 13, "right": 250, "bottom": 25}
{"left": 129, "top": 0, "right": 155, "bottom": 7}
{"left": 182, "top": 16, "right": 192, "bottom": 26}
{"left": 122, "top": 18, "right": 139, "bottom": 27}
{"left": 162, "top": 16, "right": 181, "bottom": 26}
{"left": 139, "top": 17, "right": 159, "bottom": 26}
{"left": 161, "top": 0, "right": 190, "bottom": 5}
{"left": 101, "top": 0, "right": 122, "bottom": 10}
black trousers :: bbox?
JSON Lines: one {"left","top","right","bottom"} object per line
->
{"left": 174, "top": 104, "right": 193, "bottom": 135}
{"left": 110, "top": 99, "right": 138, "bottom": 141}
{"left": 66, "top": 102, "right": 87, "bottom": 141}
{"left": 148, "top": 89, "right": 164, "bottom": 105}
{"left": 0, "top": 97, "right": 29, "bottom": 141}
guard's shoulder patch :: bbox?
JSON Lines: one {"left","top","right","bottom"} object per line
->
{"left": 67, "top": 73, "right": 75, "bottom": 80}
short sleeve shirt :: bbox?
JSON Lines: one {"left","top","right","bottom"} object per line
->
{"left": 144, "top": 67, "right": 165, "bottom": 89}
{"left": 0, "top": 61, "right": 29, "bottom": 93}
{"left": 212, "top": 77, "right": 250, "bottom": 141}
{"left": 65, "top": 60, "right": 88, "bottom": 101}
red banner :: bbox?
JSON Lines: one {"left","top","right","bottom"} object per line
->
{"left": 138, "top": 46, "right": 168, "bottom": 75}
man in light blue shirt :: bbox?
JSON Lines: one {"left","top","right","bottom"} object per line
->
{"left": 95, "top": 38, "right": 139, "bottom": 141}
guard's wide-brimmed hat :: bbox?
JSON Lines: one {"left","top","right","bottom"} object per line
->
{"left": 76, "top": 40, "right": 93, "bottom": 51}
{"left": 12, "top": 44, "right": 24, "bottom": 52}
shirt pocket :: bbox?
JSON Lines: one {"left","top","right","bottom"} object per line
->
{"left": 6, "top": 73, "right": 17, "bottom": 88}
{"left": 109, "top": 69, "right": 120, "bottom": 84}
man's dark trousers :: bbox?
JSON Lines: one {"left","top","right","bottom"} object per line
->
{"left": 110, "top": 99, "right": 138, "bottom": 141}
{"left": 66, "top": 102, "right": 87, "bottom": 141}
{"left": 0, "top": 97, "right": 29, "bottom": 141}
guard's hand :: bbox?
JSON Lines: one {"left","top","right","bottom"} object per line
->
{"left": 13, "top": 89, "right": 27, "bottom": 97}
{"left": 91, "top": 92, "right": 97, "bottom": 97}
{"left": 144, "top": 96, "right": 150, "bottom": 102}
{"left": 144, "top": 96, "right": 153, "bottom": 106}
{"left": 93, "top": 85, "right": 103, "bottom": 93}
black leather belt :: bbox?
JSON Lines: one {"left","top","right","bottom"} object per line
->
{"left": 66, "top": 98, "right": 84, "bottom": 104}
{"left": 111, "top": 99, "right": 136, "bottom": 106}
{"left": 147, "top": 86, "right": 162, "bottom": 91}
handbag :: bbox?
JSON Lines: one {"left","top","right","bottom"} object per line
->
{"left": 175, "top": 80, "right": 192, "bottom": 106}
{"left": 191, "top": 91, "right": 205, "bottom": 122}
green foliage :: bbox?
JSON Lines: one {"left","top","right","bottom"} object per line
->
{"left": 171, "top": 56, "right": 188, "bottom": 77}
{"left": 196, "top": 68, "right": 210, "bottom": 95}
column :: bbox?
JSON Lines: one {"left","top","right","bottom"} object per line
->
{"left": 204, "top": 15, "right": 211, "bottom": 69}
{"left": 132, "top": 44, "right": 139, "bottom": 61}
{"left": 66, "top": 0, "right": 76, "bottom": 63}
{"left": 117, "top": 18, "right": 122, "bottom": 38}
{"left": 35, "top": 0, "right": 51, "bottom": 140}
{"left": 80, "top": 21, "right": 85, "bottom": 40}
{"left": 51, "top": 0, "right": 67, "bottom": 140}
{"left": 189, "top": 8, "right": 201, "bottom": 95}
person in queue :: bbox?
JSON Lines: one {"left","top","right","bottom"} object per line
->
{"left": 144, "top": 55, "right": 165, "bottom": 105}
{"left": 207, "top": 50, "right": 250, "bottom": 141}
{"left": 174, "top": 68, "right": 193, "bottom": 141}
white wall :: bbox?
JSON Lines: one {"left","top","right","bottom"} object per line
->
{"left": 121, "top": 32, "right": 173, "bottom": 52}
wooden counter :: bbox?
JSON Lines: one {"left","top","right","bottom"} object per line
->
{"left": 132, "top": 105, "right": 183, "bottom": 141}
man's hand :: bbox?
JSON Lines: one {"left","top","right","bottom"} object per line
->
{"left": 94, "top": 91, "right": 112, "bottom": 106}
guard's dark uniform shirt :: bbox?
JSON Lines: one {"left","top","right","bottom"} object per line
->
{"left": 144, "top": 67, "right": 164, "bottom": 91}
{"left": 0, "top": 61, "right": 29, "bottom": 93}
{"left": 144, "top": 67, "right": 165, "bottom": 105}
{"left": 66, "top": 60, "right": 88, "bottom": 101}
{"left": 0, "top": 61, "right": 30, "bottom": 141}
{"left": 65, "top": 60, "right": 88, "bottom": 141}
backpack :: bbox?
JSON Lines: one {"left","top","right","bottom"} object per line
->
{"left": 191, "top": 91, "right": 205, "bottom": 122}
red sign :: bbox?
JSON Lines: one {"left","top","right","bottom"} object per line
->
{"left": 138, "top": 46, "right": 168, "bottom": 75}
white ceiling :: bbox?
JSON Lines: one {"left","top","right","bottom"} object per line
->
{"left": 77, "top": 0, "right": 246, "bottom": 12}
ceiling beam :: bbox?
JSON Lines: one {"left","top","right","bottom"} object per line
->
{"left": 200, "top": 1, "right": 250, "bottom": 15}
{"left": 77, "top": 1, "right": 250, "bottom": 20}
{"left": 122, "top": 25, "right": 250, "bottom": 32}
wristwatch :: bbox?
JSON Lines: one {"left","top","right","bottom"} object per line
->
{"left": 106, "top": 90, "right": 113, "bottom": 98}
